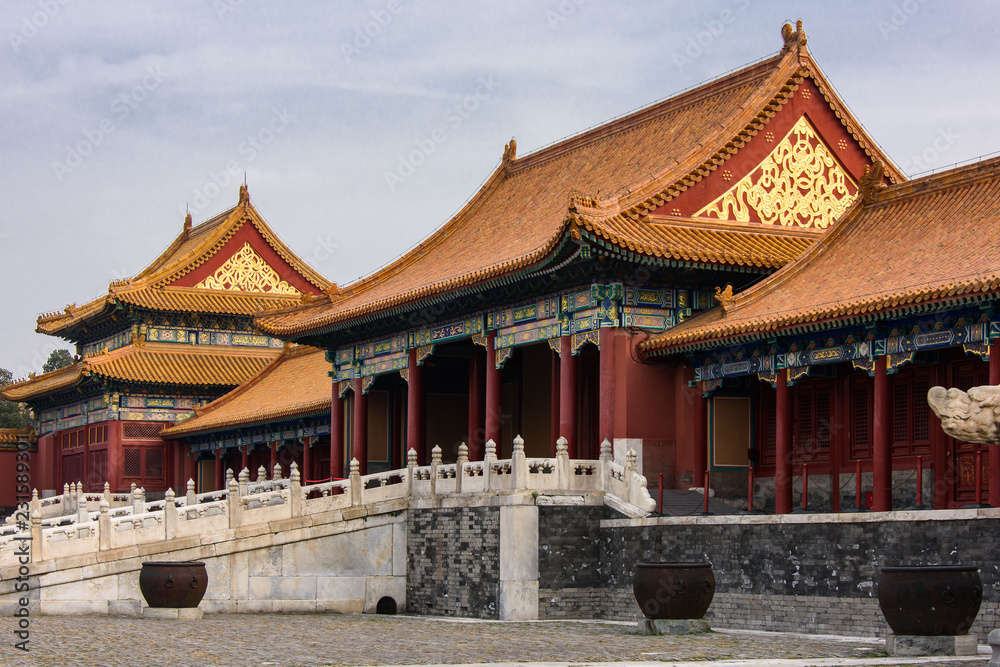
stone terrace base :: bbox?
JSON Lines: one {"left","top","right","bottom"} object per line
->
{"left": 886, "top": 633, "right": 977, "bottom": 656}
{"left": 638, "top": 618, "right": 710, "bottom": 635}
{"left": 142, "top": 607, "right": 204, "bottom": 620}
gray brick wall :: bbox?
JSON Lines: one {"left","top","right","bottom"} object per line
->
{"left": 406, "top": 506, "right": 500, "bottom": 618}
{"left": 598, "top": 516, "right": 1000, "bottom": 641}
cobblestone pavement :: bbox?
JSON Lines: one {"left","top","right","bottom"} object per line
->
{"left": 0, "top": 614, "right": 990, "bottom": 667}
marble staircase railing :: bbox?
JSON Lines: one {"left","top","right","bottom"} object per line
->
{"left": 0, "top": 436, "right": 653, "bottom": 569}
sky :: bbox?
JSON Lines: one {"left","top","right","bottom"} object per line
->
{"left": 1, "top": 0, "right": 998, "bottom": 378}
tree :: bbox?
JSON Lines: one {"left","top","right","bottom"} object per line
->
{"left": 0, "top": 368, "right": 29, "bottom": 429}
{"left": 43, "top": 348, "right": 74, "bottom": 373}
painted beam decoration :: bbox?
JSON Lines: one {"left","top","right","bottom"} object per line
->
{"left": 188, "top": 415, "right": 330, "bottom": 453}
{"left": 327, "top": 283, "right": 718, "bottom": 382}
{"left": 696, "top": 319, "right": 997, "bottom": 386}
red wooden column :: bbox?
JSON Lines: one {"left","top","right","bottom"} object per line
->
{"left": 406, "top": 349, "right": 425, "bottom": 464}
{"left": 302, "top": 438, "right": 312, "bottom": 483}
{"left": 599, "top": 327, "right": 616, "bottom": 447}
{"left": 269, "top": 443, "right": 279, "bottom": 477}
{"left": 485, "top": 333, "right": 502, "bottom": 450}
{"left": 468, "top": 345, "right": 485, "bottom": 460}
{"left": 990, "top": 341, "right": 1000, "bottom": 507}
{"left": 331, "top": 384, "right": 345, "bottom": 478}
{"left": 214, "top": 449, "right": 224, "bottom": 491}
{"left": 353, "top": 378, "right": 369, "bottom": 475}
{"left": 550, "top": 350, "right": 560, "bottom": 455}
{"left": 775, "top": 369, "right": 792, "bottom": 514}
{"left": 872, "top": 357, "right": 892, "bottom": 511}
{"left": 240, "top": 446, "right": 249, "bottom": 475}
{"left": 184, "top": 450, "right": 196, "bottom": 488}
{"left": 559, "top": 335, "right": 577, "bottom": 458}
{"left": 693, "top": 385, "right": 708, "bottom": 482}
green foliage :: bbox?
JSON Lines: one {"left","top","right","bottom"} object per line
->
{"left": 0, "top": 368, "right": 29, "bottom": 429}
{"left": 43, "top": 348, "right": 74, "bottom": 373}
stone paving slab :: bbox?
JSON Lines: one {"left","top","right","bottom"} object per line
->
{"left": 0, "top": 614, "right": 990, "bottom": 667}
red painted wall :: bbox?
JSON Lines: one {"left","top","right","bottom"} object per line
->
{"left": 612, "top": 329, "right": 678, "bottom": 485}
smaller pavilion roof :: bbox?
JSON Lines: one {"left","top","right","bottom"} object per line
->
{"left": 0, "top": 428, "right": 35, "bottom": 447}
{"left": 640, "top": 156, "right": 1000, "bottom": 356}
{"left": 2, "top": 342, "right": 279, "bottom": 402}
{"left": 160, "top": 345, "right": 331, "bottom": 438}
{"left": 36, "top": 188, "right": 331, "bottom": 340}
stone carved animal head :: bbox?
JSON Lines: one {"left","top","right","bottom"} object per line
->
{"left": 927, "top": 385, "right": 1000, "bottom": 445}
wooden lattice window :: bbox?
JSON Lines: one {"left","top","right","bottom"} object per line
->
{"left": 890, "top": 368, "right": 933, "bottom": 455}
{"left": 61, "top": 428, "right": 84, "bottom": 451}
{"left": 145, "top": 448, "right": 163, "bottom": 478}
{"left": 122, "top": 422, "right": 164, "bottom": 440}
{"left": 792, "top": 381, "right": 831, "bottom": 462}
{"left": 62, "top": 453, "right": 84, "bottom": 486}
{"left": 849, "top": 377, "right": 872, "bottom": 460}
{"left": 87, "top": 449, "right": 108, "bottom": 490}
{"left": 123, "top": 447, "right": 142, "bottom": 478}
{"left": 88, "top": 424, "right": 108, "bottom": 445}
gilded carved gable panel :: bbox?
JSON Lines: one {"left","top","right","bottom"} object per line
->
{"left": 195, "top": 242, "right": 300, "bottom": 294}
{"left": 696, "top": 116, "right": 856, "bottom": 229}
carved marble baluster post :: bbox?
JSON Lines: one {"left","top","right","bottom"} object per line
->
{"left": 226, "top": 475, "right": 241, "bottom": 529}
{"left": 349, "top": 458, "right": 362, "bottom": 506}
{"left": 512, "top": 435, "right": 527, "bottom": 491}
{"left": 238, "top": 468, "right": 249, "bottom": 497}
{"left": 257, "top": 465, "right": 268, "bottom": 484}
{"left": 556, "top": 436, "right": 570, "bottom": 490}
{"left": 430, "top": 445, "right": 442, "bottom": 496}
{"left": 186, "top": 479, "right": 196, "bottom": 507}
{"left": 97, "top": 498, "right": 111, "bottom": 552}
{"left": 456, "top": 443, "right": 468, "bottom": 494}
{"left": 406, "top": 448, "right": 418, "bottom": 497}
{"left": 484, "top": 439, "right": 497, "bottom": 492}
{"left": 290, "top": 462, "right": 302, "bottom": 517}
{"left": 30, "top": 507, "right": 43, "bottom": 563}
{"left": 163, "top": 488, "right": 177, "bottom": 540}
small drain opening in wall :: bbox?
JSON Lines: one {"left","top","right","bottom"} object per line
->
{"left": 376, "top": 596, "right": 397, "bottom": 614}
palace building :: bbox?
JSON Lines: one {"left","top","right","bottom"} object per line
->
{"left": 2, "top": 187, "right": 330, "bottom": 495}
{"left": 250, "top": 23, "right": 902, "bottom": 494}
{"left": 12, "top": 22, "right": 993, "bottom": 514}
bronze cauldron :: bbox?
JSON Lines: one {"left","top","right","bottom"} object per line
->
{"left": 139, "top": 561, "right": 208, "bottom": 609}
{"left": 878, "top": 565, "right": 982, "bottom": 635}
{"left": 633, "top": 562, "right": 715, "bottom": 619}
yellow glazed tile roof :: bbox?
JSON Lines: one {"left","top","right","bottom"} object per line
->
{"left": 257, "top": 35, "right": 901, "bottom": 339}
{"left": 161, "top": 345, "right": 331, "bottom": 437}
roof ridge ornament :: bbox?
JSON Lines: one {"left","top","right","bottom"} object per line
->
{"left": 779, "top": 20, "right": 808, "bottom": 57}
{"left": 714, "top": 284, "right": 735, "bottom": 314}
{"left": 239, "top": 184, "right": 250, "bottom": 205}
{"left": 502, "top": 138, "right": 517, "bottom": 175}
{"left": 859, "top": 161, "right": 887, "bottom": 205}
